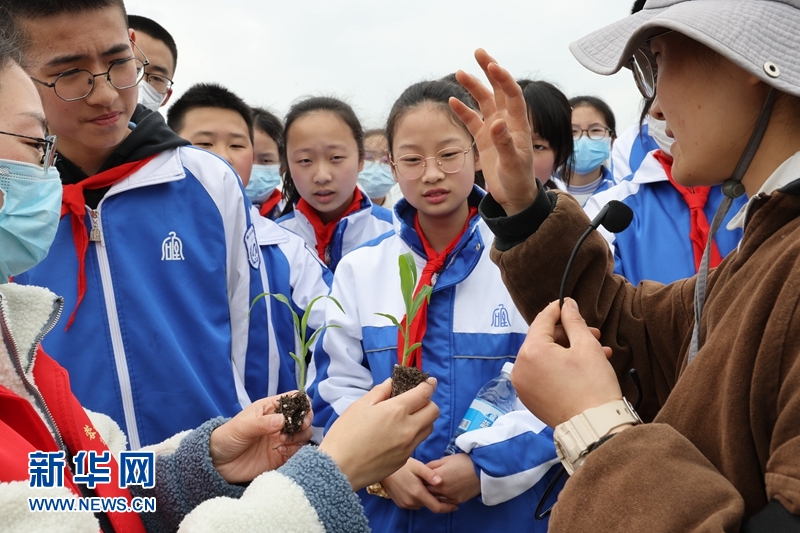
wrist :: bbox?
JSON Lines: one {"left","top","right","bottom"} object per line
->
{"left": 553, "top": 398, "right": 641, "bottom": 475}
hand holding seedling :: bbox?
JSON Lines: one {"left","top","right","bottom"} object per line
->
{"left": 209, "top": 393, "right": 314, "bottom": 484}
{"left": 251, "top": 292, "right": 343, "bottom": 435}
{"left": 319, "top": 377, "right": 439, "bottom": 492}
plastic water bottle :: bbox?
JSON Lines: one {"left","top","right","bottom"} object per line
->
{"left": 445, "top": 362, "right": 517, "bottom": 455}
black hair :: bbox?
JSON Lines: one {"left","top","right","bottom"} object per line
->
{"left": 127, "top": 14, "right": 178, "bottom": 74}
{"left": 1, "top": 0, "right": 127, "bottom": 54}
{"left": 166, "top": 82, "right": 255, "bottom": 144}
{"left": 0, "top": 30, "right": 22, "bottom": 77}
{"left": 439, "top": 73, "right": 479, "bottom": 110}
{"left": 251, "top": 107, "right": 284, "bottom": 152}
{"left": 517, "top": 79, "right": 574, "bottom": 186}
{"left": 631, "top": 0, "right": 647, "bottom": 14}
{"left": 279, "top": 96, "right": 364, "bottom": 215}
{"left": 569, "top": 95, "right": 617, "bottom": 136}
{"left": 364, "top": 128, "right": 386, "bottom": 139}
{"left": 385, "top": 79, "right": 485, "bottom": 189}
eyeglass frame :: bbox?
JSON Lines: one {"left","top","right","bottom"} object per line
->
{"left": 143, "top": 71, "right": 174, "bottom": 95}
{"left": 0, "top": 130, "right": 58, "bottom": 169}
{"left": 389, "top": 142, "right": 477, "bottom": 180}
{"left": 29, "top": 39, "right": 150, "bottom": 102}
{"left": 572, "top": 126, "right": 614, "bottom": 141}
{"left": 628, "top": 29, "right": 674, "bottom": 100}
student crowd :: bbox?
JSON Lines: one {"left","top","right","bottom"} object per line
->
{"left": 1, "top": 0, "right": 799, "bottom": 532}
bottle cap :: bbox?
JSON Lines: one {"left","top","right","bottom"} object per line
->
{"left": 502, "top": 362, "right": 515, "bottom": 375}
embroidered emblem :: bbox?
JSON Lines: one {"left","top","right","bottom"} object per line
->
{"left": 244, "top": 224, "right": 261, "bottom": 269}
{"left": 491, "top": 304, "right": 511, "bottom": 328}
{"left": 161, "top": 231, "right": 185, "bottom": 261}
{"left": 84, "top": 425, "right": 97, "bottom": 440}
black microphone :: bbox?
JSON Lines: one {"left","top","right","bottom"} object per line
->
{"left": 559, "top": 200, "right": 633, "bottom": 307}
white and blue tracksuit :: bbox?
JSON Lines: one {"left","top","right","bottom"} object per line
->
{"left": 309, "top": 189, "right": 560, "bottom": 533}
{"left": 276, "top": 188, "right": 393, "bottom": 272}
{"left": 584, "top": 151, "right": 746, "bottom": 286}
{"left": 610, "top": 119, "right": 659, "bottom": 183}
{"left": 16, "top": 147, "right": 299, "bottom": 448}
{"left": 553, "top": 165, "right": 616, "bottom": 206}
{"left": 250, "top": 210, "right": 333, "bottom": 398}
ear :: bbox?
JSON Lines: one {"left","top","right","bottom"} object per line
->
{"left": 129, "top": 28, "right": 136, "bottom": 43}
{"left": 160, "top": 88, "right": 173, "bottom": 107}
{"left": 358, "top": 156, "right": 365, "bottom": 173}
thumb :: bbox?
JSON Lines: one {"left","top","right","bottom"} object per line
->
{"left": 362, "top": 378, "right": 393, "bottom": 406}
{"left": 560, "top": 298, "right": 596, "bottom": 348}
{"left": 236, "top": 411, "right": 285, "bottom": 441}
{"left": 490, "top": 118, "right": 515, "bottom": 158}
{"left": 528, "top": 300, "right": 562, "bottom": 342}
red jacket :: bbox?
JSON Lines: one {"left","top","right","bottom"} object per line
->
{"left": 0, "top": 346, "right": 146, "bottom": 533}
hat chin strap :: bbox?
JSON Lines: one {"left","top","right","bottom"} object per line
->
{"left": 688, "top": 87, "right": 777, "bottom": 364}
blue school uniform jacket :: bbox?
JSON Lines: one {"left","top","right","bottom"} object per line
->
{"left": 610, "top": 120, "right": 660, "bottom": 182}
{"left": 309, "top": 188, "right": 560, "bottom": 533}
{"left": 16, "top": 146, "right": 295, "bottom": 448}
{"left": 276, "top": 188, "right": 393, "bottom": 272}
{"left": 584, "top": 151, "right": 746, "bottom": 286}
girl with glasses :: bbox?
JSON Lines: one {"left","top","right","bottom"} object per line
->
{"left": 563, "top": 95, "right": 617, "bottom": 206}
{"left": 452, "top": 0, "right": 800, "bottom": 529}
{"left": 309, "top": 79, "right": 561, "bottom": 533}
{"left": 276, "top": 97, "right": 392, "bottom": 272}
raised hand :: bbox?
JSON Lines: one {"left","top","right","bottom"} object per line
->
{"left": 451, "top": 49, "right": 538, "bottom": 216}
{"left": 209, "top": 392, "right": 314, "bottom": 484}
{"left": 318, "top": 378, "right": 439, "bottom": 492}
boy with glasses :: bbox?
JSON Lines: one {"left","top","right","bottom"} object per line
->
{"left": 128, "top": 14, "right": 176, "bottom": 111}
{"left": 4, "top": 0, "right": 281, "bottom": 449}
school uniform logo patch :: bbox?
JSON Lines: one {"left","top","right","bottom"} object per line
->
{"left": 492, "top": 304, "right": 510, "bottom": 328}
{"left": 244, "top": 224, "right": 261, "bottom": 269}
{"left": 161, "top": 231, "right": 185, "bottom": 261}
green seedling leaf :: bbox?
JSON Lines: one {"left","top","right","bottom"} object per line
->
{"left": 398, "top": 253, "right": 416, "bottom": 315}
{"left": 410, "top": 285, "right": 433, "bottom": 319}
{"left": 250, "top": 291, "right": 344, "bottom": 391}
{"left": 375, "top": 312, "right": 402, "bottom": 329}
{"left": 307, "top": 324, "right": 341, "bottom": 353}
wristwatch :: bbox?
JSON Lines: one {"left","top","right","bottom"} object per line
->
{"left": 553, "top": 398, "right": 642, "bottom": 475}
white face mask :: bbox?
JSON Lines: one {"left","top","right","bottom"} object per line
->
{"left": 648, "top": 118, "right": 673, "bottom": 157}
{"left": 137, "top": 81, "right": 165, "bottom": 112}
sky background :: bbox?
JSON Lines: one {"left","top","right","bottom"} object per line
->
{"left": 126, "top": 0, "right": 645, "bottom": 133}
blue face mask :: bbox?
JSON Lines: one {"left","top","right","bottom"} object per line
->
{"left": 0, "top": 159, "right": 62, "bottom": 282}
{"left": 246, "top": 164, "right": 282, "bottom": 204}
{"left": 571, "top": 137, "right": 612, "bottom": 175}
{"left": 358, "top": 161, "right": 395, "bottom": 199}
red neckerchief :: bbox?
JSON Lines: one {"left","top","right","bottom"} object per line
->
{"left": 295, "top": 188, "right": 364, "bottom": 264}
{"left": 398, "top": 207, "right": 478, "bottom": 369}
{"left": 654, "top": 150, "right": 722, "bottom": 271}
{"left": 32, "top": 347, "right": 148, "bottom": 533}
{"left": 259, "top": 189, "right": 283, "bottom": 218}
{"left": 60, "top": 155, "right": 157, "bottom": 329}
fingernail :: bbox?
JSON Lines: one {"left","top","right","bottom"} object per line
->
{"left": 271, "top": 415, "right": 284, "bottom": 429}
{"left": 432, "top": 475, "right": 442, "bottom": 485}
{"left": 566, "top": 298, "right": 579, "bottom": 312}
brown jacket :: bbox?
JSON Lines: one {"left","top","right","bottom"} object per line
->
{"left": 484, "top": 186, "right": 800, "bottom": 531}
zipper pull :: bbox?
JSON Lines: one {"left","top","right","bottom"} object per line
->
{"left": 89, "top": 209, "right": 102, "bottom": 243}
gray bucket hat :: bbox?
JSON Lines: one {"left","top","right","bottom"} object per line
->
{"left": 570, "top": 0, "right": 800, "bottom": 97}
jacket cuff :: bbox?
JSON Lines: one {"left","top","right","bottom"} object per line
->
{"left": 131, "top": 417, "right": 244, "bottom": 533}
{"left": 278, "top": 446, "right": 369, "bottom": 533}
{"left": 479, "top": 179, "right": 557, "bottom": 251}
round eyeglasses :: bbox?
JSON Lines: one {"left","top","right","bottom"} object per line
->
{"left": 0, "top": 131, "right": 58, "bottom": 169}
{"left": 572, "top": 126, "right": 613, "bottom": 141}
{"left": 30, "top": 40, "right": 149, "bottom": 102}
{"left": 628, "top": 30, "right": 674, "bottom": 100}
{"left": 391, "top": 142, "right": 476, "bottom": 180}
{"left": 144, "top": 72, "right": 174, "bottom": 95}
